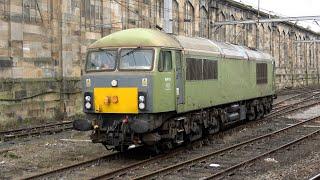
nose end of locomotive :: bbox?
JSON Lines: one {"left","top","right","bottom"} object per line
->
{"left": 73, "top": 119, "right": 93, "bottom": 131}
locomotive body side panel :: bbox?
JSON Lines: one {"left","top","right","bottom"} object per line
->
{"left": 179, "top": 54, "right": 274, "bottom": 113}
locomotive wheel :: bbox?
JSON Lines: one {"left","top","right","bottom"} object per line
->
{"left": 256, "top": 103, "right": 265, "bottom": 119}
{"left": 207, "top": 119, "right": 221, "bottom": 134}
{"left": 187, "top": 125, "right": 203, "bottom": 142}
{"left": 247, "top": 105, "right": 256, "bottom": 121}
{"left": 160, "top": 140, "right": 174, "bottom": 152}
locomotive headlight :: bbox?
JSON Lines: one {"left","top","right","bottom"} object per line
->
{"left": 138, "top": 102, "right": 145, "bottom": 110}
{"left": 111, "top": 80, "right": 118, "bottom": 87}
{"left": 85, "top": 102, "right": 92, "bottom": 109}
{"left": 85, "top": 95, "right": 91, "bottom": 102}
{"left": 139, "top": 95, "right": 145, "bottom": 102}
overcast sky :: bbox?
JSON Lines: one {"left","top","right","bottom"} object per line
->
{"left": 234, "top": 0, "right": 320, "bottom": 33}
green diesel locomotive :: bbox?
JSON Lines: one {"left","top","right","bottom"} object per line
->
{"left": 74, "top": 28, "right": 276, "bottom": 151}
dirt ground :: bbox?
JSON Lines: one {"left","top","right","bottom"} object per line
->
{"left": 0, "top": 131, "right": 109, "bottom": 179}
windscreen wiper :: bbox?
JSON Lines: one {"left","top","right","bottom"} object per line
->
{"left": 121, "top": 47, "right": 141, "bottom": 57}
{"left": 98, "top": 49, "right": 114, "bottom": 56}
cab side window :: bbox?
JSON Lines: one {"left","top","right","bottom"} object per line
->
{"left": 158, "top": 51, "right": 172, "bottom": 72}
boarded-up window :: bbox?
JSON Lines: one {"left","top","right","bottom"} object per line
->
{"left": 186, "top": 58, "right": 202, "bottom": 80}
{"left": 203, "top": 60, "right": 218, "bottom": 80}
{"left": 23, "top": 0, "right": 44, "bottom": 23}
{"left": 200, "top": 7, "right": 208, "bottom": 38}
{"left": 156, "top": 0, "right": 164, "bottom": 19}
{"left": 184, "top": 1, "right": 194, "bottom": 36}
{"left": 172, "top": 0, "right": 179, "bottom": 35}
{"left": 256, "top": 63, "right": 268, "bottom": 84}
{"left": 81, "top": 0, "right": 102, "bottom": 32}
{"left": 0, "top": 0, "right": 9, "bottom": 18}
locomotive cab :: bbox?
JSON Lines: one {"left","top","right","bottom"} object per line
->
{"left": 82, "top": 47, "right": 181, "bottom": 115}
{"left": 77, "top": 29, "right": 184, "bottom": 151}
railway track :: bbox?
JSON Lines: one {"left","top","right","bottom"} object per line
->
{"left": 131, "top": 115, "right": 320, "bottom": 180}
{"left": 266, "top": 89, "right": 320, "bottom": 119}
{"left": 273, "top": 91, "right": 320, "bottom": 111}
{"left": 0, "top": 121, "right": 73, "bottom": 141}
{"left": 276, "top": 86, "right": 320, "bottom": 96}
{"left": 23, "top": 151, "right": 122, "bottom": 180}
{"left": 309, "top": 173, "right": 320, "bottom": 180}
{"left": 22, "top": 92, "right": 320, "bottom": 179}
{"left": 273, "top": 88, "right": 320, "bottom": 107}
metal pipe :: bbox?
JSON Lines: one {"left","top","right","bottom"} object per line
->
{"left": 212, "top": 15, "right": 320, "bottom": 26}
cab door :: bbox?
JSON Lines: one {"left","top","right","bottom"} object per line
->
{"left": 175, "top": 51, "right": 185, "bottom": 105}
{"left": 155, "top": 49, "right": 175, "bottom": 112}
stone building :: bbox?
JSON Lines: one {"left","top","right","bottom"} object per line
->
{"left": 0, "top": 0, "right": 319, "bottom": 123}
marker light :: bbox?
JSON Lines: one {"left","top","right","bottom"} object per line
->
{"left": 111, "top": 80, "right": 118, "bottom": 87}
{"left": 139, "top": 102, "right": 145, "bottom": 110}
{"left": 85, "top": 96, "right": 91, "bottom": 102}
{"left": 139, "top": 95, "right": 145, "bottom": 102}
{"left": 85, "top": 102, "right": 92, "bottom": 109}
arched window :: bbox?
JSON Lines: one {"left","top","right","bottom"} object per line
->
{"left": 281, "top": 31, "right": 287, "bottom": 67}
{"left": 293, "top": 34, "right": 298, "bottom": 69}
{"left": 238, "top": 17, "right": 246, "bottom": 45}
{"left": 126, "top": 0, "right": 139, "bottom": 28}
{"left": 81, "top": 0, "right": 103, "bottom": 31}
{"left": 184, "top": 1, "right": 194, "bottom": 36}
{"left": 172, "top": 0, "right": 179, "bottom": 35}
{"left": 274, "top": 29, "right": 281, "bottom": 67}
{"left": 200, "top": 7, "right": 209, "bottom": 38}
{"left": 297, "top": 35, "right": 302, "bottom": 69}
{"left": 267, "top": 26, "right": 272, "bottom": 52}
{"left": 141, "top": 0, "right": 151, "bottom": 28}
{"left": 226, "top": 15, "right": 236, "bottom": 43}
{"left": 259, "top": 24, "right": 265, "bottom": 50}
{"left": 0, "top": 0, "right": 8, "bottom": 17}
{"left": 23, "top": 0, "right": 51, "bottom": 23}
{"left": 156, "top": 0, "right": 164, "bottom": 19}
{"left": 216, "top": 11, "right": 226, "bottom": 42}
{"left": 248, "top": 23, "right": 257, "bottom": 48}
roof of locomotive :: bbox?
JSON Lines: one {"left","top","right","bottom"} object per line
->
{"left": 89, "top": 28, "right": 273, "bottom": 61}
{"left": 89, "top": 28, "right": 181, "bottom": 49}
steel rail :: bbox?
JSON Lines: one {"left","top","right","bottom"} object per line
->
{"left": 273, "top": 89, "right": 320, "bottom": 106}
{"left": 0, "top": 121, "right": 73, "bottom": 141}
{"left": 23, "top": 151, "right": 122, "bottom": 180}
{"left": 0, "top": 121, "right": 72, "bottom": 135}
{"left": 204, "top": 129, "right": 320, "bottom": 179}
{"left": 266, "top": 100, "right": 320, "bottom": 119}
{"left": 89, "top": 148, "right": 185, "bottom": 180}
{"left": 309, "top": 173, "right": 320, "bottom": 180}
{"left": 272, "top": 93, "right": 320, "bottom": 112}
{"left": 132, "top": 115, "right": 320, "bottom": 180}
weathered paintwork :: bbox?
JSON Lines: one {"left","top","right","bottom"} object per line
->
{"left": 93, "top": 87, "right": 138, "bottom": 113}
{"left": 177, "top": 54, "right": 274, "bottom": 113}
{"left": 83, "top": 28, "right": 275, "bottom": 115}
{"left": 89, "top": 28, "right": 181, "bottom": 49}
{"left": 82, "top": 73, "right": 154, "bottom": 113}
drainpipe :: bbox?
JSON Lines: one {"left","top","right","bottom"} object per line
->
{"left": 59, "top": 0, "right": 66, "bottom": 117}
